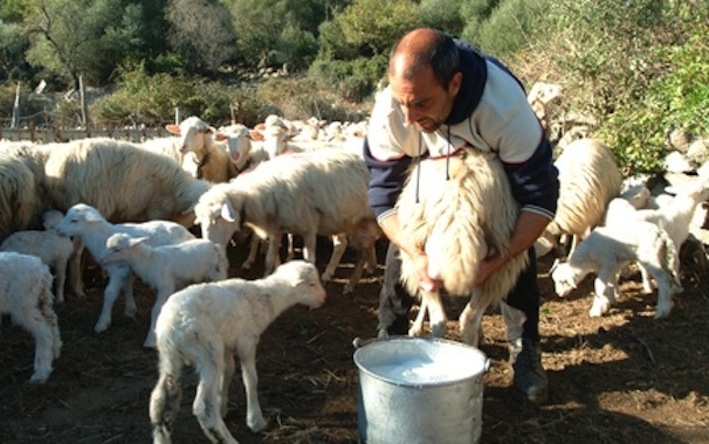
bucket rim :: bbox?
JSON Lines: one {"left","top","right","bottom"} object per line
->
{"left": 353, "top": 336, "right": 489, "bottom": 387}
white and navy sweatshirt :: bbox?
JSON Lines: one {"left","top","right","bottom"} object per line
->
{"left": 363, "top": 40, "right": 559, "bottom": 223}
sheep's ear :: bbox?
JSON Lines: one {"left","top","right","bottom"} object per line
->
{"left": 214, "top": 132, "right": 228, "bottom": 142}
{"left": 83, "top": 208, "right": 104, "bottom": 222}
{"left": 220, "top": 201, "right": 238, "bottom": 222}
{"left": 249, "top": 130, "right": 264, "bottom": 141}
{"left": 166, "top": 123, "right": 181, "bottom": 135}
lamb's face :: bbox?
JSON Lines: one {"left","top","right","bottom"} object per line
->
{"left": 99, "top": 233, "right": 131, "bottom": 266}
{"left": 279, "top": 261, "right": 326, "bottom": 309}
{"left": 194, "top": 194, "right": 240, "bottom": 246}
{"left": 55, "top": 205, "right": 93, "bottom": 237}
{"left": 550, "top": 263, "right": 581, "bottom": 298}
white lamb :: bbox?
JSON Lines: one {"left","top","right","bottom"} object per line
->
{"left": 551, "top": 221, "right": 680, "bottom": 318}
{"left": 193, "top": 149, "right": 378, "bottom": 286}
{"left": 54, "top": 203, "right": 196, "bottom": 342}
{"left": 535, "top": 138, "right": 622, "bottom": 258}
{"left": 0, "top": 210, "right": 84, "bottom": 304}
{"left": 0, "top": 251, "right": 62, "bottom": 384}
{"left": 396, "top": 149, "right": 528, "bottom": 346}
{"left": 100, "top": 233, "right": 228, "bottom": 348}
{"left": 148, "top": 260, "right": 326, "bottom": 444}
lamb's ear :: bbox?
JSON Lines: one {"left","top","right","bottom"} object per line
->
{"left": 166, "top": 123, "right": 181, "bottom": 135}
{"left": 129, "top": 236, "right": 149, "bottom": 247}
{"left": 82, "top": 207, "right": 104, "bottom": 222}
{"left": 220, "top": 201, "right": 238, "bottom": 223}
{"left": 214, "top": 131, "right": 228, "bottom": 142}
{"left": 249, "top": 130, "right": 264, "bottom": 141}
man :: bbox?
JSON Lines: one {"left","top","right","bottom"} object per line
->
{"left": 363, "top": 28, "right": 559, "bottom": 403}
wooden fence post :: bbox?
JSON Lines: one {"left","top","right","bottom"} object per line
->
{"left": 11, "top": 83, "right": 21, "bottom": 129}
{"left": 79, "top": 75, "right": 91, "bottom": 137}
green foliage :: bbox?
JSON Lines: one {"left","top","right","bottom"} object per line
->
{"left": 272, "top": 24, "right": 319, "bottom": 71}
{"left": 308, "top": 53, "right": 387, "bottom": 102}
{"left": 0, "top": 0, "right": 29, "bottom": 22}
{"left": 336, "top": 0, "right": 422, "bottom": 56}
{"left": 0, "top": 20, "right": 30, "bottom": 81}
{"left": 473, "top": 0, "right": 549, "bottom": 56}
{"left": 418, "top": 0, "right": 465, "bottom": 35}
{"left": 459, "top": 0, "right": 500, "bottom": 44}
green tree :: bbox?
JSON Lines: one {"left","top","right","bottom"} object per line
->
{"left": 165, "top": 0, "right": 236, "bottom": 73}
{"left": 23, "top": 0, "right": 150, "bottom": 87}
{"left": 0, "top": 20, "right": 30, "bottom": 80}
{"left": 419, "top": 0, "right": 465, "bottom": 36}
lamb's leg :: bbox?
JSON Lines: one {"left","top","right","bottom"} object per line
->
{"left": 150, "top": 353, "right": 184, "bottom": 444}
{"left": 459, "top": 294, "right": 486, "bottom": 347}
{"left": 144, "top": 288, "right": 174, "bottom": 348}
{"left": 194, "top": 346, "right": 237, "bottom": 443}
{"left": 641, "top": 261, "right": 674, "bottom": 319}
{"left": 220, "top": 348, "right": 236, "bottom": 418}
{"left": 122, "top": 272, "right": 138, "bottom": 318}
{"left": 17, "top": 303, "right": 58, "bottom": 384}
{"left": 68, "top": 240, "right": 86, "bottom": 298}
{"left": 238, "top": 341, "right": 268, "bottom": 433}
{"left": 322, "top": 234, "right": 347, "bottom": 282}
{"left": 590, "top": 265, "right": 619, "bottom": 317}
{"left": 95, "top": 266, "right": 131, "bottom": 333}
{"left": 242, "top": 234, "right": 261, "bottom": 270}
{"left": 53, "top": 261, "right": 67, "bottom": 305}
{"left": 500, "top": 301, "right": 526, "bottom": 344}
{"left": 637, "top": 262, "right": 655, "bottom": 294}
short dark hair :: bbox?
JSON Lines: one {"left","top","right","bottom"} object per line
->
{"left": 389, "top": 29, "right": 460, "bottom": 88}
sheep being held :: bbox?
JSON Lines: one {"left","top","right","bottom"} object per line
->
{"left": 396, "top": 149, "right": 528, "bottom": 346}
{"left": 100, "top": 233, "right": 228, "bottom": 348}
{"left": 0, "top": 251, "right": 62, "bottom": 384}
{"left": 149, "top": 260, "right": 326, "bottom": 444}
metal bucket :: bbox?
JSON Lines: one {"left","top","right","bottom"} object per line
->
{"left": 354, "top": 337, "right": 489, "bottom": 444}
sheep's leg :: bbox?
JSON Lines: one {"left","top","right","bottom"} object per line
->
{"left": 459, "top": 296, "right": 486, "bottom": 347}
{"left": 150, "top": 354, "right": 184, "bottom": 444}
{"left": 408, "top": 296, "right": 428, "bottom": 337}
{"left": 284, "top": 233, "right": 295, "bottom": 262}
{"left": 68, "top": 242, "right": 86, "bottom": 298}
{"left": 420, "top": 290, "right": 446, "bottom": 337}
{"left": 322, "top": 234, "right": 347, "bottom": 282}
{"left": 500, "top": 301, "right": 526, "bottom": 344}
{"left": 364, "top": 244, "right": 378, "bottom": 274}
{"left": 194, "top": 345, "right": 237, "bottom": 444}
{"left": 220, "top": 348, "right": 236, "bottom": 418}
{"left": 242, "top": 234, "right": 261, "bottom": 270}
{"left": 637, "top": 262, "right": 655, "bottom": 294}
{"left": 237, "top": 340, "right": 268, "bottom": 433}
{"left": 264, "top": 232, "right": 282, "bottom": 276}
{"left": 344, "top": 248, "right": 367, "bottom": 295}
{"left": 95, "top": 267, "right": 131, "bottom": 333}
{"left": 144, "top": 288, "right": 174, "bottom": 348}
{"left": 301, "top": 232, "right": 318, "bottom": 265}
{"left": 53, "top": 261, "right": 67, "bottom": 305}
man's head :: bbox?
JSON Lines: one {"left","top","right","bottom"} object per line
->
{"left": 388, "top": 28, "right": 462, "bottom": 133}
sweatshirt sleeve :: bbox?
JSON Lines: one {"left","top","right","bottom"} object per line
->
{"left": 363, "top": 135, "right": 412, "bottom": 221}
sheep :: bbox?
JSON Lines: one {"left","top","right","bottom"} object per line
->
{"left": 54, "top": 203, "right": 196, "bottom": 342}
{"left": 166, "top": 116, "right": 239, "bottom": 183}
{"left": 148, "top": 260, "right": 326, "bottom": 444}
{"left": 5, "top": 138, "right": 212, "bottom": 228}
{"left": 99, "top": 233, "right": 228, "bottom": 348}
{"left": 193, "top": 149, "right": 378, "bottom": 285}
{"left": 535, "top": 138, "right": 622, "bottom": 259}
{"left": 0, "top": 251, "right": 62, "bottom": 384}
{"left": 550, "top": 221, "right": 681, "bottom": 318}
{"left": 0, "top": 210, "right": 84, "bottom": 304}
{"left": 396, "top": 149, "right": 528, "bottom": 346}
{"left": 0, "top": 149, "right": 39, "bottom": 242}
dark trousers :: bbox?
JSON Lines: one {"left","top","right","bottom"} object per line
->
{"left": 377, "top": 243, "right": 541, "bottom": 342}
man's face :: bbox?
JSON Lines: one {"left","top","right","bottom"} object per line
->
{"left": 389, "top": 60, "right": 461, "bottom": 133}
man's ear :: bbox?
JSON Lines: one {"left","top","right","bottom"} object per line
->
{"left": 448, "top": 72, "right": 463, "bottom": 97}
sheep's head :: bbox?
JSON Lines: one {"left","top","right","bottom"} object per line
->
{"left": 55, "top": 203, "right": 104, "bottom": 237}
{"left": 194, "top": 186, "right": 242, "bottom": 246}
{"left": 166, "top": 116, "right": 214, "bottom": 155}
{"left": 100, "top": 233, "right": 148, "bottom": 266}
{"left": 276, "top": 260, "right": 327, "bottom": 309}
{"left": 550, "top": 262, "right": 583, "bottom": 297}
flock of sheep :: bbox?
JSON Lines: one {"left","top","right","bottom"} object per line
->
{"left": 1, "top": 105, "right": 707, "bottom": 442}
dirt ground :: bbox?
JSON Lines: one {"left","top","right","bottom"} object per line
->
{"left": 1, "top": 236, "right": 708, "bottom": 444}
